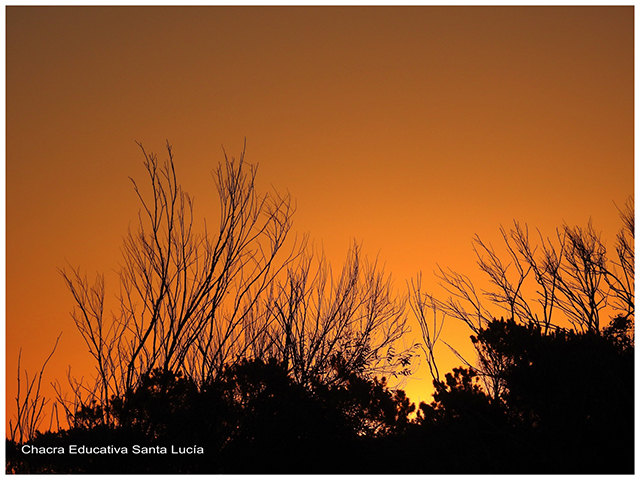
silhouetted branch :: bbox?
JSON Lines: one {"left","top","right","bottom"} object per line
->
{"left": 424, "top": 204, "right": 634, "bottom": 398}
{"left": 263, "top": 243, "right": 414, "bottom": 387}
{"left": 409, "top": 273, "right": 444, "bottom": 383}
{"left": 605, "top": 196, "right": 635, "bottom": 324}
{"left": 9, "top": 334, "right": 61, "bottom": 443}
{"left": 60, "top": 141, "right": 302, "bottom": 424}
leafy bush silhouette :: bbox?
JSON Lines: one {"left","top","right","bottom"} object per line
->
{"left": 8, "top": 140, "right": 632, "bottom": 474}
{"left": 407, "top": 201, "right": 634, "bottom": 474}
{"left": 8, "top": 357, "right": 418, "bottom": 474}
{"left": 408, "top": 318, "right": 634, "bottom": 474}
{"left": 472, "top": 318, "right": 633, "bottom": 473}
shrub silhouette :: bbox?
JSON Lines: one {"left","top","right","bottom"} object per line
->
{"left": 405, "top": 318, "right": 634, "bottom": 474}
{"left": 7, "top": 142, "right": 633, "bottom": 474}
{"left": 472, "top": 318, "right": 634, "bottom": 473}
{"left": 406, "top": 202, "right": 634, "bottom": 474}
{"left": 8, "top": 357, "right": 418, "bottom": 474}
{"left": 9, "top": 142, "right": 416, "bottom": 474}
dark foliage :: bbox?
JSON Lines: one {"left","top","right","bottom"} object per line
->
{"left": 476, "top": 318, "right": 633, "bottom": 473}
{"left": 7, "top": 317, "right": 633, "bottom": 473}
{"left": 9, "top": 313, "right": 633, "bottom": 474}
{"left": 9, "top": 145, "right": 632, "bottom": 474}
{"left": 402, "top": 318, "right": 634, "bottom": 474}
{"left": 7, "top": 358, "right": 416, "bottom": 474}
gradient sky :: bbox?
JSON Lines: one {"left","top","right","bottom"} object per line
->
{"left": 6, "top": 6, "right": 634, "bottom": 430}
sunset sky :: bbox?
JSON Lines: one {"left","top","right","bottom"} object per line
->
{"left": 6, "top": 6, "right": 634, "bottom": 430}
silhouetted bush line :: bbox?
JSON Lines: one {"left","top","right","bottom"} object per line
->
{"left": 7, "top": 317, "right": 633, "bottom": 474}
{"left": 7, "top": 146, "right": 633, "bottom": 473}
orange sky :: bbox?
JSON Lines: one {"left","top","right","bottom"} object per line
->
{"left": 6, "top": 6, "right": 634, "bottom": 432}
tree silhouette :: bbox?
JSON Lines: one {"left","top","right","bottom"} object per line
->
{"left": 413, "top": 199, "right": 634, "bottom": 394}
{"left": 54, "top": 141, "right": 413, "bottom": 431}
{"left": 58, "top": 141, "right": 297, "bottom": 422}
{"left": 8, "top": 141, "right": 632, "bottom": 474}
{"left": 261, "top": 244, "right": 416, "bottom": 388}
{"left": 428, "top": 198, "right": 633, "bottom": 334}
{"left": 408, "top": 205, "right": 634, "bottom": 473}
{"left": 8, "top": 335, "right": 61, "bottom": 444}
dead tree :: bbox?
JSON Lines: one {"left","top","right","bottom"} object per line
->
{"left": 413, "top": 197, "right": 634, "bottom": 396}
{"left": 59, "top": 141, "right": 299, "bottom": 424}
{"left": 261, "top": 243, "right": 415, "bottom": 387}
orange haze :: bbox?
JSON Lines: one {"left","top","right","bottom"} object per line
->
{"left": 6, "top": 6, "right": 633, "bottom": 434}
